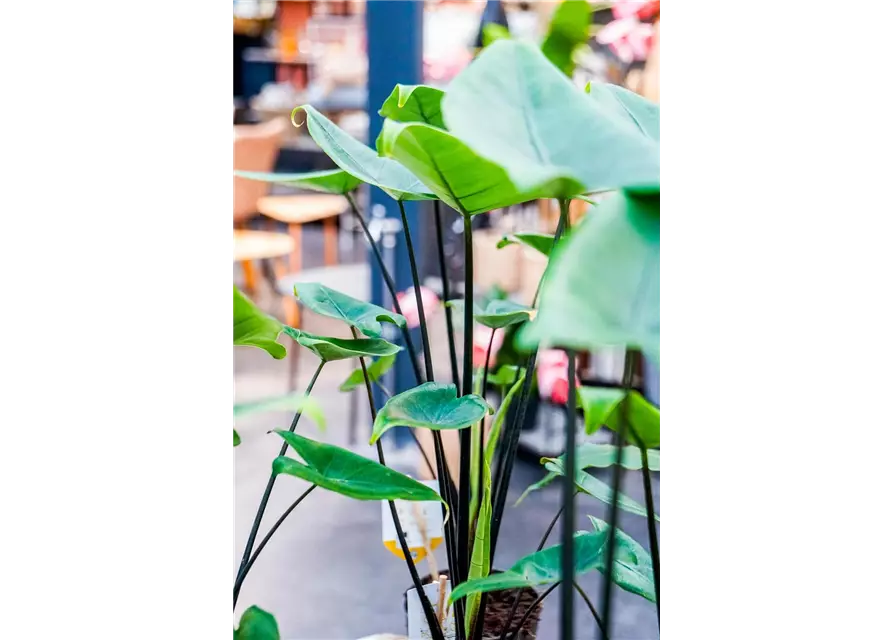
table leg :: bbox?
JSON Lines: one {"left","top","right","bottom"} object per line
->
{"left": 324, "top": 217, "right": 337, "bottom": 266}
{"left": 289, "top": 223, "right": 302, "bottom": 273}
{"left": 240, "top": 260, "right": 257, "bottom": 294}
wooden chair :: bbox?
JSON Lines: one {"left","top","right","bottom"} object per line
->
{"left": 233, "top": 117, "right": 291, "bottom": 294}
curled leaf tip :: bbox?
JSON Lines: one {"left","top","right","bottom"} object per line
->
{"left": 290, "top": 106, "right": 307, "bottom": 129}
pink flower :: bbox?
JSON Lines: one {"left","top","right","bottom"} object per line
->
{"left": 597, "top": 18, "right": 654, "bottom": 64}
{"left": 395, "top": 286, "right": 441, "bottom": 330}
{"left": 473, "top": 326, "right": 504, "bottom": 369}
{"left": 537, "top": 350, "right": 580, "bottom": 404}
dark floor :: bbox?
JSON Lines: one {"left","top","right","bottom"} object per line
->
{"left": 234, "top": 238, "right": 659, "bottom": 640}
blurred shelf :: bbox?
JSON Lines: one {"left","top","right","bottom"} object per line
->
{"left": 243, "top": 48, "right": 312, "bottom": 65}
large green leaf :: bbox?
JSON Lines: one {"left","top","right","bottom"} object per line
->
{"left": 370, "top": 382, "right": 490, "bottom": 444}
{"left": 234, "top": 286, "right": 286, "bottom": 359}
{"left": 339, "top": 353, "right": 397, "bottom": 392}
{"left": 295, "top": 105, "right": 435, "bottom": 201}
{"left": 273, "top": 430, "right": 444, "bottom": 504}
{"left": 233, "top": 169, "right": 362, "bottom": 195}
{"left": 448, "top": 299, "right": 535, "bottom": 330}
{"left": 283, "top": 326, "right": 401, "bottom": 363}
{"left": 578, "top": 387, "right": 660, "bottom": 447}
{"left": 234, "top": 394, "right": 326, "bottom": 431}
{"left": 451, "top": 519, "right": 655, "bottom": 603}
{"left": 518, "top": 190, "right": 660, "bottom": 362}
{"left": 541, "top": 0, "right": 592, "bottom": 76}
{"left": 585, "top": 81, "right": 660, "bottom": 141}
{"left": 378, "top": 118, "right": 557, "bottom": 215}
{"left": 294, "top": 282, "right": 406, "bottom": 338}
{"left": 496, "top": 232, "right": 555, "bottom": 257}
{"left": 442, "top": 40, "right": 659, "bottom": 195}
{"left": 378, "top": 84, "right": 446, "bottom": 129}
{"left": 544, "top": 460, "right": 659, "bottom": 521}
{"left": 234, "top": 606, "right": 280, "bottom": 640}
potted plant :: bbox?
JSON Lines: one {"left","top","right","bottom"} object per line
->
{"left": 233, "top": 5, "right": 659, "bottom": 638}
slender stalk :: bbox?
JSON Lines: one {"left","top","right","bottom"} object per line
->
{"left": 458, "top": 215, "right": 475, "bottom": 590}
{"left": 638, "top": 436, "right": 660, "bottom": 625}
{"left": 434, "top": 200, "right": 461, "bottom": 390}
{"left": 477, "top": 328, "right": 497, "bottom": 515}
{"left": 574, "top": 581, "right": 608, "bottom": 638}
{"left": 597, "top": 350, "right": 635, "bottom": 640}
{"left": 346, "top": 192, "right": 423, "bottom": 385}
{"left": 560, "top": 347, "right": 577, "bottom": 640}
{"left": 505, "top": 583, "right": 558, "bottom": 640}
{"left": 234, "top": 360, "right": 325, "bottom": 609}
{"left": 357, "top": 351, "right": 446, "bottom": 640}
{"left": 397, "top": 200, "right": 434, "bottom": 382}
{"left": 232, "top": 485, "right": 317, "bottom": 599}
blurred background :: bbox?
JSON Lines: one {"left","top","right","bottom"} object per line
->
{"left": 233, "top": 2, "right": 659, "bottom": 638}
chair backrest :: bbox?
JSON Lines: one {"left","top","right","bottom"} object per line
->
{"left": 233, "top": 117, "right": 288, "bottom": 223}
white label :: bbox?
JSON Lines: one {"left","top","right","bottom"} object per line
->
{"left": 406, "top": 580, "right": 457, "bottom": 640}
{"left": 382, "top": 481, "right": 444, "bottom": 562}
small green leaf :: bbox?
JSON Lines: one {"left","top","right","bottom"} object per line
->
{"left": 541, "top": 0, "right": 592, "bottom": 76}
{"left": 234, "top": 606, "right": 280, "bottom": 640}
{"left": 234, "top": 394, "right": 326, "bottom": 432}
{"left": 378, "top": 84, "right": 446, "bottom": 129}
{"left": 588, "top": 516, "right": 656, "bottom": 602}
{"left": 294, "top": 283, "right": 406, "bottom": 338}
{"left": 514, "top": 472, "right": 559, "bottom": 506}
{"left": 339, "top": 353, "right": 397, "bottom": 392}
{"left": 487, "top": 365, "right": 526, "bottom": 388}
{"left": 544, "top": 460, "right": 659, "bottom": 521}
{"left": 370, "top": 382, "right": 490, "bottom": 444}
{"left": 283, "top": 326, "right": 401, "bottom": 363}
{"left": 447, "top": 299, "right": 535, "bottom": 330}
{"left": 496, "top": 232, "right": 555, "bottom": 257}
{"left": 518, "top": 190, "right": 659, "bottom": 363}
{"left": 233, "top": 429, "right": 241, "bottom": 447}
{"left": 233, "top": 169, "right": 362, "bottom": 195}
{"left": 295, "top": 105, "right": 436, "bottom": 201}
{"left": 482, "top": 23, "right": 512, "bottom": 47}
{"left": 234, "top": 286, "right": 286, "bottom": 359}
{"left": 578, "top": 387, "right": 660, "bottom": 447}
{"left": 273, "top": 430, "right": 444, "bottom": 504}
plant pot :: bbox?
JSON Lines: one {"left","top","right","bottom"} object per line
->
{"left": 404, "top": 571, "right": 542, "bottom": 640}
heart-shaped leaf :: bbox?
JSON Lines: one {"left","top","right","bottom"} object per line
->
{"left": 234, "top": 286, "right": 286, "bottom": 359}
{"left": 340, "top": 353, "right": 397, "bottom": 392}
{"left": 585, "top": 81, "right": 660, "bottom": 141}
{"left": 378, "top": 119, "right": 557, "bottom": 216}
{"left": 233, "top": 169, "right": 362, "bottom": 195}
{"left": 234, "top": 394, "right": 326, "bottom": 431}
{"left": 233, "top": 429, "right": 241, "bottom": 447}
{"left": 518, "top": 190, "right": 659, "bottom": 363}
{"left": 273, "top": 430, "right": 444, "bottom": 504}
{"left": 295, "top": 105, "right": 435, "bottom": 201}
{"left": 370, "top": 382, "right": 490, "bottom": 444}
{"left": 578, "top": 387, "right": 660, "bottom": 447}
{"left": 294, "top": 282, "right": 406, "bottom": 338}
{"left": 442, "top": 40, "right": 659, "bottom": 196}
{"left": 378, "top": 84, "right": 446, "bottom": 129}
{"left": 496, "top": 232, "right": 556, "bottom": 257}
{"left": 447, "top": 299, "right": 535, "bottom": 330}
{"left": 283, "top": 326, "right": 401, "bottom": 363}
{"left": 450, "top": 518, "right": 655, "bottom": 603}
{"left": 234, "top": 606, "right": 280, "bottom": 640}
{"left": 541, "top": 0, "right": 592, "bottom": 76}
{"left": 544, "top": 459, "right": 658, "bottom": 521}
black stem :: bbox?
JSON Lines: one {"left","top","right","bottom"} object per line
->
{"left": 357, "top": 350, "right": 445, "bottom": 640}
{"left": 458, "top": 215, "right": 475, "bottom": 591}
{"left": 574, "top": 581, "right": 608, "bottom": 638}
{"left": 560, "top": 348, "right": 577, "bottom": 640}
{"left": 397, "top": 200, "right": 434, "bottom": 382}
{"left": 232, "top": 485, "right": 317, "bottom": 599}
{"left": 346, "top": 192, "right": 423, "bottom": 385}
{"left": 434, "top": 200, "right": 461, "bottom": 390}
{"left": 506, "top": 583, "right": 558, "bottom": 640}
{"left": 597, "top": 350, "right": 635, "bottom": 640}
{"left": 638, "top": 436, "right": 660, "bottom": 625}
{"left": 233, "top": 360, "right": 325, "bottom": 609}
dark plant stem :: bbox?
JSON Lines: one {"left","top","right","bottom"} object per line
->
{"left": 346, "top": 192, "right": 423, "bottom": 385}
{"left": 639, "top": 440, "right": 660, "bottom": 625}
{"left": 434, "top": 200, "right": 461, "bottom": 390}
{"left": 505, "top": 583, "right": 558, "bottom": 640}
{"left": 398, "top": 200, "right": 434, "bottom": 381}
{"left": 357, "top": 352, "right": 446, "bottom": 640}
{"left": 598, "top": 350, "right": 635, "bottom": 640}
{"left": 574, "top": 581, "right": 608, "bottom": 638}
{"left": 232, "top": 485, "right": 317, "bottom": 600}
{"left": 233, "top": 360, "right": 325, "bottom": 609}
{"left": 560, "top": 349, "right": 577, "bottom": 640}
{"left": 459, "top": 214, "right": 475, "bottom": 590}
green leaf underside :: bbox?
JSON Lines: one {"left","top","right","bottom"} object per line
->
{"left": 274, "top": 430, "right": 443, "bottom": 503}
{"left": 578, "top": 387, "right": 660, "bottom": 447}
{"left": 496, "top": 232, "right": 556, "bottom": 257}
{"left": 447, "top": 299, "right": 535, "bottom": 330}
{"left": 234, "top": 286, "right": 286, "bottom": 359}
{"left": 340, "top": 353, "right": 397, "bottom": 392}
{"left": 544, "top": 460, "right": 659, "bottom": 521}
{"left": 518, "top": 190, "right": 659, "bottom": 363}
{"left": 378, "top": 84, "right": 446, "bottom": 129}
{"left": 283, "top": 326, "right": 401, "bottom": 363}
{"left": 451, "top": 517, "right": 655, "bottom": 603}
{"left": 541, "top": 0, "right": 592, "bottom": 76}
{"left": 294, "top": 282, "right": 406, "bottom": 338}
{"left": 233, "top": 169, "right": 362, "bottom": 195}
{"left": 297, "top": 105, "right": 435, "bottom": 201}
{"left": 585, "top": 81, "right": 660, "bottom": 141}
{"left": 442, "top": 40, "right": 659, "bottom": 196}
{"left": 234, "top": 606, "right": 280, "bottom": 640}
{"left": 234, "top": 394, "right": 326, "bottom": 431}
{"left": 370, "top": 382, "right": 490, "bottom": 444}
{"left": 233, "top": 429, "right": 241, "bottom": 447}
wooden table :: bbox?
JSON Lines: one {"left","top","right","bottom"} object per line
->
{"left": 256, "top": 194, "right": 348, "bottom": 272}
{"left": 233, "top": 229, "right": 294, "bottom": 293}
